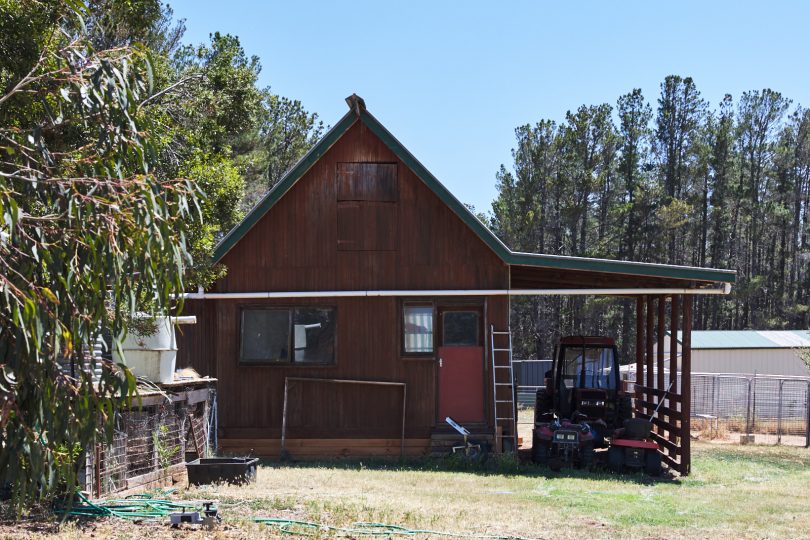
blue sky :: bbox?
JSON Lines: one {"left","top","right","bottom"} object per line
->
{"left": 168, "top": 1, "right": 810, "bottom": 213}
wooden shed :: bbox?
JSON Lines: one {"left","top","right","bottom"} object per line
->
{"left": 177, "top": 95, "right": 735, "bottom": 473}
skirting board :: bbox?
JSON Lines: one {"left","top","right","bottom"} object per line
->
{"left": 219, "top": 438, "right": 430, "bottom": 459}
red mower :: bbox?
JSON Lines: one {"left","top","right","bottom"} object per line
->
{"left": 608, "top": 418, "right": 662, "bottom": 476}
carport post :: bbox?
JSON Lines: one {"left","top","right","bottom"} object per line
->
{"left": 635, "top": 296, "right": 645, "bottom": 416}
{"left": 669, "top": 295, "right": 679, "bottom": 446}
{"left": 645, "top": 296, "right": 655, "bottom": 417}
{"left": 681, "top": 295, "right": 692, "bottom": 475}
{"left": 656, "top": 296, "right": 665, "bottom": 390}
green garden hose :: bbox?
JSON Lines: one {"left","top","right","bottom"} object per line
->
{"left": 253, "top": 517, "right": 534, "bottom": 539}
{"left": 56, "top": 488, "right": 209, "bottom": 521}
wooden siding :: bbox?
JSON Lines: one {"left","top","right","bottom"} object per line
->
{"left": 336, "top": 162, "right": 398, "bottom": 202}
{"left": 180, "top": 295, "right": 508, "bottom": 440}
{"left": 177, "top": 120, "right": 511, "bottom": 442}
{"left": 219, "top": 438, "right": 430, "bottom": 459}
{"left": 211, "top": 121, "right": 508, "bottom": 293}
{"left": 337, "top": 201, "right": 399, "bottom": 251}
{"left": 176, "top": 299, "right": 215, "bottom": 378}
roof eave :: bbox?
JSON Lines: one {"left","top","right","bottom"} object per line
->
{"left": 508, "top": 252, "right": 737, "bottom": 284}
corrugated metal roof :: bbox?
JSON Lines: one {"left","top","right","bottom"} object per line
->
{"left": 670, "top": 330, "right": 810, "bottom": 349}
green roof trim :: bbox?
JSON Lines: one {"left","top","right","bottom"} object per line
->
{"left": 213, "top": 99, "right": 736, "bottom": 285}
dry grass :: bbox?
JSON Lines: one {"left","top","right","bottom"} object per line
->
{"left": 2, "top": 442, "right": 810, "bottom": 539}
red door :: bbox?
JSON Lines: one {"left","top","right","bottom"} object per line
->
{"left": 438, "top": 309, "right": 484, "bottom": 423}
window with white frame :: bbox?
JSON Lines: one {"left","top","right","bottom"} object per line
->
{"left": 403, "top": 303, "right": 433, "bottom": 354}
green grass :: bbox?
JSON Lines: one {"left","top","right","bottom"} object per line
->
{"left": 3, "top": 443, "right": 810, "bottom": 539}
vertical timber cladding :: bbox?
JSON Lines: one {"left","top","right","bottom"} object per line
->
{"left": 199, "top": 121, "right": 509, "bottom": 448}
{"left": 336, "top": 162, "right": 399, "bottom": 251}
{"left": 632, "top": 294, "right": 694, "bottom": 475}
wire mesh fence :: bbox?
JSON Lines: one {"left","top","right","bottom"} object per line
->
{"left": 85, "top": 386, "right": 216, "bottom": 496}
{"left": 691, "top": 374, "right": 810, "bottom": 445}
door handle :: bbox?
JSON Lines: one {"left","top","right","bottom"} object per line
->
{"left": 439, "top": 358, "right": 443, "bottom": 368}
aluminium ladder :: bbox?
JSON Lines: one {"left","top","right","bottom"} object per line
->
{"left": 490, "top": 325, "right": 517, "bottom": 452}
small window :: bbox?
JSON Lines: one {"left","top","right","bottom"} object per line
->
{"left": 442, "top": 311, "right": 479, "bottom": 346}
{"left": 403, "top": 304, "right": 433, "bottom": 354}
{"left": 241, "top": 307, "right": 336, "bottom": 365}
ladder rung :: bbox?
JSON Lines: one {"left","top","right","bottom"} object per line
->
{"left": 493, "top": 365, "right": 512, "bottom": 369}
{"left": 495, "top": 400, "right": 514, "bottom": 403}
{"left": 495, "top": 382, "right": 512, "bottom": 386}
{"left": 492, "top": 332, "right": 512, "bottom": 335}
{"left": 495, "top": 417, "right": 515, "bottom": 421}
{"left": 492, "top": 348, "right": 511, "bottom": 352}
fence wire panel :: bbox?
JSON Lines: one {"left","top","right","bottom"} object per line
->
{"left": 87, "top": 391, "right": 214, "bottom": 496}
{"left": 690, "top": 374, "right": 810, "bottom": 446}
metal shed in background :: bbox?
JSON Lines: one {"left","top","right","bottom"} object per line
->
{"left": 665, "top": 330, "right": 810, "bottom": 377}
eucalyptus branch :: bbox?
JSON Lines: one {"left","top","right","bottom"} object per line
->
{"left": 139, "top": 73, "right": 204, "bottom": 107}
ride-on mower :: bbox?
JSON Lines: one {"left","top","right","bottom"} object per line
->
{"left": 531, "top": 336, "right": 662, "bottom": 475}
{"left": 608, "top": 418, "right": 662, "bottom": 475}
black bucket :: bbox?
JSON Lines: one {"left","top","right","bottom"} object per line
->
{"left": 186, "top": 457, "right": 259, "bottom": 486}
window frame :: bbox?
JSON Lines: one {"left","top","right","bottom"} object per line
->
{"left": 401, "top": 300, "right": 436, "bottom": 357}
{"left": 239, "top": 305, "right": 337, "bottom": 367}
{"left": 440, "top": 309, "right": 482, "bottom": 347}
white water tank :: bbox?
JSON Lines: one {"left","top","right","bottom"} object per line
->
{"left": 113, "top": 315, "right": 196, "bottom": 384}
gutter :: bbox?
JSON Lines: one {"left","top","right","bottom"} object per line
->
{"left": 182, "top": 283, "right": 731, "bottom": 300}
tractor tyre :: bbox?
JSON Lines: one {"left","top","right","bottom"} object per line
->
{"left": 607, "top": 446, "right": 624, "bottom": 472}
{"left": 580, "top": 442, "right": 594, "bottom": 470}
{"left": 644, "top": 450, "right": 662, "bottom": 476}
{"left": 534, "top": 389, "right": 553, "bottom": 424}
{"left": 532, "top": 439, "right": 550, "bottom": 465}
{"left": 617, "top": 394, "right": 633, "bottom": 426}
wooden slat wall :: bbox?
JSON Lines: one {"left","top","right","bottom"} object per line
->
{"left": 177, "top": 120, "right": 511, "bottom": 443}
{"left": 633, "top": 293, "right": 693, "bottom": 475}
{"left": 337, "top": 162, "right": 398, "bottom": 202}
{"left": 176, "top": 299, "right": 215, "bottom": 377}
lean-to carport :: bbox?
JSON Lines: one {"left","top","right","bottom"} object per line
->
{"left": 505, "top": 253, "right": 736, "bottom": 475}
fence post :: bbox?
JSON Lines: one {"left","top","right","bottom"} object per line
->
{"left": 712, "top": 375, "right": 718, "bottom": 419}
{"left": 777, "top": 379, "right": 783, "bottom": 445}
{"left": 805, "top": 381, "right": 810, "bottom": 449}
{"left": 745, "top": 377, "right": 752, "bottom": 438}
{"left": 752, "top": 375, "right": 757, "bottom": 432}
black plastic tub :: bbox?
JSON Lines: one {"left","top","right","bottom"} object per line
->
{"left": 186, "top": 457, "right": 259, "bottom": 486}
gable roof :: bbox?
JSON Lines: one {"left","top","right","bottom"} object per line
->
{"left": 213, "top": 96, "right": 736, "bottom": 285}
{"left": 669, "top": 330, "right": 810, "bottom": 350}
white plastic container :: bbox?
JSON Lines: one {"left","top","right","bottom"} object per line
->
{"left": 113, "top": 315, "right": 196, "bottom": 384}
